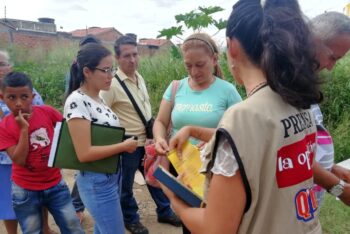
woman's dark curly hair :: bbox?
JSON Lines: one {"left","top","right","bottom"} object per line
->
{"left": 226, "top": 0, "right": 322, "bottom": 109}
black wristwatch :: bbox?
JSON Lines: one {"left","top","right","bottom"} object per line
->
{"left": 328, "top": 179, "right": 345, "bottom": 197}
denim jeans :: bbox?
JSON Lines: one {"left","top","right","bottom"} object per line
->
{"left": 71, "top": 177, "right": 85, "bottom": 212}
{"left": 11, "top": 179, "right": 84, "bottom": 234}
{"left": 77, "top": 171, "right": 124, "bottom": 234}
{"left": 121, "top": 146, "right": 174, "bottom": 224}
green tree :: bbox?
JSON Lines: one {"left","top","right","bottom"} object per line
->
{"left": 157, "top": 6, "right": 227, "bottom": 40}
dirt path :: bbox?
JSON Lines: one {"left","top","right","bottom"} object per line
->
{"left": 0, "top": 170, "right": 182, "bottom": 234}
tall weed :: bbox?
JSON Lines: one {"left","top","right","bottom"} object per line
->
{"left": 4, "top": 44, "right": 350, "bottom": 160}
{"left": 319, "top": 55, "right": 350, "bottom": 161}
{"left": 139, "top": 52, "right": 186, "bottom": 115}
{"left": 10, "top": 43, "right": 77, "bottom": 109}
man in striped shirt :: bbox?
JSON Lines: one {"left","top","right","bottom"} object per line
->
{"left": 311, "top": 12, "right": 350, "bottom": 205}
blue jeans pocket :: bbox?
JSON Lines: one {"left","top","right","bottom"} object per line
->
{"left": 11, "top": 183, "right": 29, "bottom": 206}
{"left": 47, "top": 179, "right": 70, "bottom": 197}
{"left": 92, "top": 173, "right": 111, "bottom": 187}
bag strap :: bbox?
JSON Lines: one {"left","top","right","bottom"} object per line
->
{"left": 170, "top": 80, "right": 180, "bottom": 109}
{"left": 167, "top": 80, "right": 180, "bottom": 135}
{"left": 115, "top": 74, "right": 148, "bottom": 127}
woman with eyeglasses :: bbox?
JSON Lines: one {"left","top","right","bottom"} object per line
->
{"left": 64, "top": 43, "right": 138, "bottom": 234}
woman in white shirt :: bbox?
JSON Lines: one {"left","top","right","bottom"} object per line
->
{"left": 64, "top": 43, "right": 138, "bottom": 234}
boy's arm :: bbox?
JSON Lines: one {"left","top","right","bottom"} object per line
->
{"left": 6, "top": 128, "right": 29, "bottom": 166}
{"left": 6, "top": 111, "right": 30, "bottom": 166}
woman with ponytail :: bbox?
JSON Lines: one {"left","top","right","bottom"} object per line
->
{"left": 160, "top": 0, "right": 323, "bottom": 233}
{"left": 64, "top": 43, "right": 138, "bottom": 234}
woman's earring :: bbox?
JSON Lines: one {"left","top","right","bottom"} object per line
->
{"left": 231, "top": 64, "right": 235, "bottom": 69}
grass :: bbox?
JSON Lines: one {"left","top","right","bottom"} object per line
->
{"left": 319, "top": 55, "right": 350, "bottom": 162}
{"left": 320, "top": 194, "right": 350, "bottom": 234}
{"left": 9, "top": 42, "right": 76, "bottom": 109}
{"left": 139, "top": 53, "right": 187, "bottom": 115}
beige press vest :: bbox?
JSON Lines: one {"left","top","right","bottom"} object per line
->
{"left": 203, "top": 87, "right": 322, "bottom": 234}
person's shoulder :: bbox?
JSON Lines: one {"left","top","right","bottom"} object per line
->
{"left": 220, "top": 99, "right": 276, "bottom": 135}
{"left": 175, "top": 77, "right": 188, "bottom": 89}
{"left": 34, "top": 105, "right": 59, "bottom": 112}
{"left": 166, "top": 78, "right": 187, "bottom": 95}
{"left": 65, "top": 90, "right": 85, "bottom": 102}
{"left": 0, "top": 114, "right": 16, "bottom": 135}
{"left": 0, "top": 114, "right": 14, "bottom": 126}
{"left": 33, "top": 105, "right": 62, "bottom": 120}
{"left": 223, "top": 98, "right": 268, "bottom": 122}
{"left": 136, "top": 71, "right": 145, "bottom": 80}
{"left": 224, "top": 100, "right": 246, "bottom": 114}
{"left": 214, "top": 78, "right": 235, "bottom": 89}
{"left": 173, "top": 77, "right": 186, "bottom": 86}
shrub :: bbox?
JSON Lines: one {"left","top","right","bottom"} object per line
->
{"left": 319, "top": 55, "right": 350, "bottom": 161}
{"left": 11, "top": 43, "right": 77, "bottom": 109}
{"left": 4, "top": 44, "right": 349, "bottom": 161}
{"left": 139, "top": 52, "right": 186, "bottom": 115}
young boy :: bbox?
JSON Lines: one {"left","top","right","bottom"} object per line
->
{"left": 0, "top": 72, "right": 84, "bottom": 234}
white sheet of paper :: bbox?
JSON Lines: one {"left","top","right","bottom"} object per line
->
{"left": 337, "top": 158, "right": 350, "bottom": 170}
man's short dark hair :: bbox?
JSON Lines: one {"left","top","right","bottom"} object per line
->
{"left": 79, "top": 34, "right": 102, "bottom": 47}
{"left": 114, "top": 35, "right": 137, "bottom": 56}
{"left": 2, "top": 72, "right": 33, "bottom": 91}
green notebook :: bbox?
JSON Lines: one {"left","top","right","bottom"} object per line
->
{"left": 48, "top": 120, "right": 125, "bottom": 173}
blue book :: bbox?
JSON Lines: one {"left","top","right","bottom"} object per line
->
{"left": 153, "top": 166, "right": 203, "bottom": 208}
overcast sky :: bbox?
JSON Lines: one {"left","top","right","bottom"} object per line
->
{"left": 1, "top": 0, "right": 349, "bottom": 43}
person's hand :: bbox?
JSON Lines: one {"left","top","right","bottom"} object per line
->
{"left": 154, "top": 138, "right": 169, "bottom": 156}
{"left": 196, "top": 141, "right": 206, "bottom": 151}
{"left": 122, "top": 137, "right": 138, "bottom": 153}
{"left": 332, "top": 164, "right": 350, "bottom": 183}
{"left": 169, "top": 126, "right": 191, "bottom": 157}
{"left": 338, "top": 183, "right": 350, "bottom": 206}
{"left": 15, "top": 110, "right": 30, "bottom": 129}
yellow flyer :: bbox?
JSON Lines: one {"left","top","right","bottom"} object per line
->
{"left": 167, "top": 141, "right": 205, "bottom": 198}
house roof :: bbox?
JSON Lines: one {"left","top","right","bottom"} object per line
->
{"left": 138, "top": 38, "right": 170, "bottom": 47}
{"left": 0, "top": 18, "right": 56, "bottom": 34}
{"left": 70, "top": 27, "right": 122, "bottom": 37}
{"left": 0, "top": 19, "right": 16, "bottom": 30}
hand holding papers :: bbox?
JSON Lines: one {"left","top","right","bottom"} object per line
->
{"left": 154, "top": 141, "right": 205, "bottom": 207}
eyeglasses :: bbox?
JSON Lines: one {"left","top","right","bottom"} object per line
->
{"left": 95, "top": 67, "right": 116, "bottom": 75}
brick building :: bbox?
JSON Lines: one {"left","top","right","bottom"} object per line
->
{"left": 70, "top": 27, "right": 123, "bottom": 46}
{"left": 138, "top": 38, "right": 174, "bottom": 56}
{"left": 0, "top": 17, "right": 173, "bottom": 57}
{"left": 0, "top": 17, "right": 72, "bottom": 49}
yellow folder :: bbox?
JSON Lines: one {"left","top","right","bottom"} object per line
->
{"left": 167, "top": 141, "right": 205, "bottom": 198}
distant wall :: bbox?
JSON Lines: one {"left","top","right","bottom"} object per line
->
{"left": 0, "top": 25, "right": 73, "bottom": 49}
{"left": 138, "top": 41, "right": 173, "bottom": 57}
{"left": 0, "top": 23, "right": 172, "bottom": 56}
